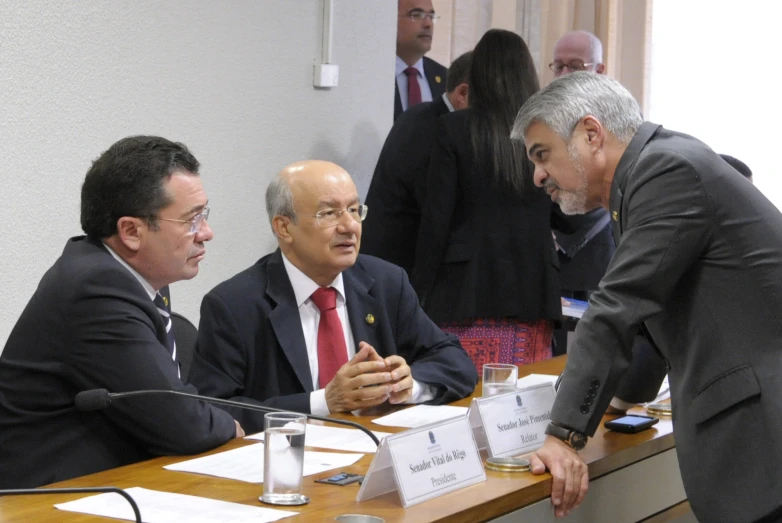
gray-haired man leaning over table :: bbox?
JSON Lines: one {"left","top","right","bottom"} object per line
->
{"left": 512, "top": 72, "right": 782, "bottom": 522}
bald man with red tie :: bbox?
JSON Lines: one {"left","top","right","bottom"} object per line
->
{"left": 189, "top": 161, "right": 477, "bottom": 433}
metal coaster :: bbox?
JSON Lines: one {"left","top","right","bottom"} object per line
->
{"left": 646, "top": 403, "right": 672, "bottom": 416}
{"left": 485, "top": 457, "right": 531, "bottom": 472}
{"left": 334, "top": 515, "right": 386, "bottom": 523}
{"left": 259, "top": 493, "right": 310, "bottom": 506}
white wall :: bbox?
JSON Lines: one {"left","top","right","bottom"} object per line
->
{"left": 649, "top": 0, "right": 782, "bottom": 208}
{"left": 0, "top": 0, "right": 396, "bottom": 348}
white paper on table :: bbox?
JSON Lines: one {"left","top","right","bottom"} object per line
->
{"left": 517, "top": 373, "right": 559, "bottom": 391}
{"left": 164, "top": 443, "right": 362, "bottom": 483}
{"left": 247, "top": 424, "right": 391, "bottom": 453}
{"left": 54, "top": 486, "right": 296, "bottom": 523}
{"left": 370, "top": 405, "right": 468, "bottom": 428}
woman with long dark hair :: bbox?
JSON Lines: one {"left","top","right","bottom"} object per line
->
{"left": 413, "top": 29, "right": 562, "bottom": 371}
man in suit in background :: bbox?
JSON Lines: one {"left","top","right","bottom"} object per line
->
{"left": 189, "top": 160, "right": 477, "bottom": 434}
{"left": 513, "top": 72, "right": 782, "bottom": 522}
{"left": 364, "top": 51, "right": 471, "bottom": 275}
{"left": 549, "top": 30, "right": 615, "bottom": 356}
{"left": 0, "top": 136, "right": 242, "bottom": 489}
{"left": 394, "top": 0, "right": 447, "bottom": 120}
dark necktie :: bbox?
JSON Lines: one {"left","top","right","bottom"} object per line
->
{"left": 154, "top": 292, "right": 179, "bottom": 378}
{"left": 310, "top": 287, "right": 349, "bottom": 388}
{"left": 404, "top": 66, "right": 422, "bottom": 108}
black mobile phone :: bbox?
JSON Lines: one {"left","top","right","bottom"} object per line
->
{"left": 604, "top": 414, "right": 659, "bottom": 433}
{"left": 314, "top": 472, "right": 364, "bottom": 486}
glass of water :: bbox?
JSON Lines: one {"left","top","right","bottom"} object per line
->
{"left": 482, "top": 363, "right": 518, "bottom": 397}
{"left": 259, "top": 412, "right": 309, "bottom": 506}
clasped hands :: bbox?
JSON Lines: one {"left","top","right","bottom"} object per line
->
{"left": 325, "top": 342, "right": 412, "bottom": 413}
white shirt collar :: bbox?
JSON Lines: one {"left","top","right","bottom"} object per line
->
{"left": 442, "top": 92, "right": 455, "bottom": 112}
{"left": 396, "top": 56, "right": 425, "bottom": 78}
{"left": 103, "top": 243, "right": 157, "bottom": 300}
{"left": 280, "top": 252, "right": 345, "bottom": 307}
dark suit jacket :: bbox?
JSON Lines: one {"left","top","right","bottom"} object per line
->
{"left": 0, "top": 236, "right": 235, "bottom": 489}
{"left": 552, "top": 123, "right": 782, "bottom": 523}
{"left": 362, "top": 96, "right": 450, "bottom": 274}
{"left": 189, "top": 250, "right": 478, "bottom": 434}
{"left": 554, "top": 208, "right": 616, "bottom": 292}
{"left": 413, "top": 109, "right": 562, "bottom": 323}
{"left": 394, "top": 56, "right": 447, "bottom": 120}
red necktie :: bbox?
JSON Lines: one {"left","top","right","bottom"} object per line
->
{"left": 310, "top": 287, "right": 349, "bottom": 388}
{"left": 404, "top": 66, "right": 422, "bottom": 108}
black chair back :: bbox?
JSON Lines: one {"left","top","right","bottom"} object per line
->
{"left": 171, "top": 312, "right": 197, "bottom": 382}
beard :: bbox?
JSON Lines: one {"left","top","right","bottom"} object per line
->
{"left": 551, "top": 143, "right": 590, "bottom": 215}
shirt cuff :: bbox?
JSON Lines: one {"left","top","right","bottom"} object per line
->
{"left": 310, "top": 389, "right": 331, "bottom": 416}
{"left": 609, "top": 396, "right": 637, "bottom": 411}
{"left": 404, "top": 379, "right": 438, "bottom": 404}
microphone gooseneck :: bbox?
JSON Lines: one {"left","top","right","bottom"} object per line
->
{"left": 0, "top": 487, "right": 142, "bottom": 523}
{"left": 77, "top": 388, "right": 381, "bottom": 446}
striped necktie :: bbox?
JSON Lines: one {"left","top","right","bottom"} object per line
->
{"left": 154, "top": 292, "right": 180, "bottom": 378}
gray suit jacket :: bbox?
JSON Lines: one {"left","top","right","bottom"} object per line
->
{"left": 552, "top": 123, "right": 782, "bottom": 523}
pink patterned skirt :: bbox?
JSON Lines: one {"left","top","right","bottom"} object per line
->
{"left": 438, "top": 318, "right": 554, "bottom": 373}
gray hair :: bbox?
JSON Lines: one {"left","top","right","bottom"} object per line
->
{"left": 265, "top": 175, "right": 298, "bottom": 233}
{"left": 511, "top": 71, "right": 642, "bottom": 145}
{"left": 580, "top": 31, "right": 603, "bottom": 64}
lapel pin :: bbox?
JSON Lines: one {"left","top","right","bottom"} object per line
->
{"left": 435, "top": 75, "right": 442, "bottom": 84}
{"left": 365, "top": 314, "right": 375, "bottom": 325}
{"left": 612, "top": 210, "right": 619, "bottom": 221}
{"left": 163, "top": 296, "right": 169, "bottom": 307}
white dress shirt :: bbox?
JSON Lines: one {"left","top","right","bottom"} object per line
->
{"left": 442, "top": 91, "right": 455, "bottom": 112}
{"left": 103, "top": 243, "right": 156, "bottom": 300}
{"left": 280, "top": 253, "right": 436, "bottom": 415}
{"left": 395, "top": 56, "right": 434, "bottom": 111}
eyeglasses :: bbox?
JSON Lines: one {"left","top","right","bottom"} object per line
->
{"left": 313, "top": 205, "right": 368, "bottom": 228}
{"left": 400, "top": 11, "right": 440, "bottom": 23}
{"left": 158, "top": 206, "right": 210, "bottom": 234}
{"left": 549, "top": 60, "right": 595, "bottom": 74}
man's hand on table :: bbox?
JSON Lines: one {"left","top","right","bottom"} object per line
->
{"left": 529, "top": 435, "right": 589, "bottom": 518}
{"left": 325, "top": 343, "right": 393, "bottom": 413}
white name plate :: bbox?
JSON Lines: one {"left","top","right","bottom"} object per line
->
{"left": 356, "top": 415, "right": 485, "bottom": 507}
{"left": 468, "top": 382, "right": 555, "bottom": 458}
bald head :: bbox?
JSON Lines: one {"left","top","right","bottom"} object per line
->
{"left": 266, "top": 161, "right": 353, "bottom": 226}
{"left": 266, "top": 160, "right": 363, "bottom": 285}
{"left": 281, "top": 160, "right": 353, "bottom": 196}
{"left": 552, "top": 30, "right": 605, "bottom": 77}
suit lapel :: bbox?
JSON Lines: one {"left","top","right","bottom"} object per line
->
{"left": 609, "top": 122, "right": 662, "bottom": 243}
{"left": 342, "top": 262, "right": 384, "bottom": 355}
{"left": 266, "top": 250, "right": 314, "bottom": 393}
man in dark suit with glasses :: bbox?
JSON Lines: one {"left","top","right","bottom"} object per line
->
{"left": 0, "top": 136, "right": 242, "bottom": 489}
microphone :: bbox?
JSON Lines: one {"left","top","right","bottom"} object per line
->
{"left": 0, "top": 487, "right": 141, "bottom": 523}
{"left": 76, "top": 388, "right": 381, "bottom": 446}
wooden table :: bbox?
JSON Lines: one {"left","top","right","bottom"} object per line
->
{"left": 0, "top": 357, "right": 686, "bottom": 522}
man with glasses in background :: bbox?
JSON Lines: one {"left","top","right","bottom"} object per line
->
{"left": 394, "top": 0, "right": 447, "bottom": 120}
{"left": 549, "top": 30, "right": 606, "bottom": 77}
{"left": 0, "top": 136, "right": 243, "bottom": 489}
{"left": 549, "top": 30, "right": 614, "bottom": 355}
{"left": 189, "top": 160, "right": 477, "bottom": 433}
{"left": 548, "top": 30, "right": 666, "bottom": 414}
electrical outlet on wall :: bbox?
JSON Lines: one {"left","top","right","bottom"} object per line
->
{"left": 313, "top": 64, "right": 339, "bottom": 87}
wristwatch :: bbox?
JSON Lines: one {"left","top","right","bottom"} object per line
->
{"left": 545, "top": 423, "right": 588, "bottom": 451}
